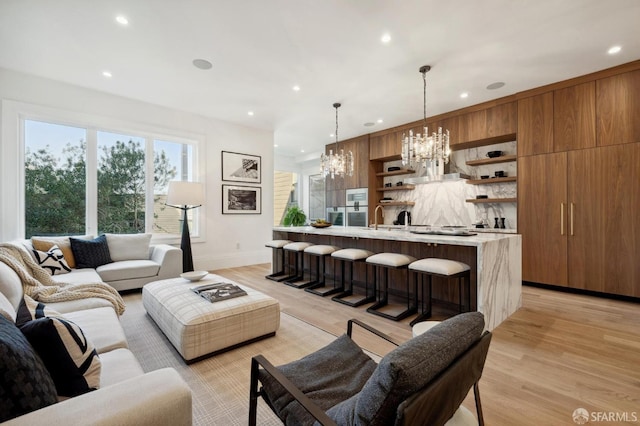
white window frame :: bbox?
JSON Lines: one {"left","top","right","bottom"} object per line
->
{"left": 1, "top": 100, "right": 205, "bottom": 244}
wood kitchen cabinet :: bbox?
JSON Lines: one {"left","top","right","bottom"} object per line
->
{"left": 518, "top": 92, "right": 554, "bottom": 156}
{"left": 553, "top": 82, "right": 596, "bottom": 152}
{"left": 451, "top": 102, "right": 517, "bottom": 146}
{"left": 567, "top": 143, "right": 640, "bottom": 296}
{"left": 518, "top": 152, "right": 568, "bottom": 286}
{"left": 369, "top": 132, "right": 401, "bottom": 161}
{"left": 597, "top": 69, "right": 640, "bottom": 147}
{"left": 519, "top": 143, "right": 640, "bottom": 297}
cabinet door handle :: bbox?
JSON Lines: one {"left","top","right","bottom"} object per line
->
{"left": 560, "top": 203, "right": 565, "bottom": 236}
{"left": 570, "top": 203, "right": 575, "bottom": 236}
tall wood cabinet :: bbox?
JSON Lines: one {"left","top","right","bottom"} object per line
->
{"left": 324, "top": 135, "right": 370, "bottom": 207}
{"left": 518, "top": 153, "right": 568, "bottom": 286}
{"left": 519, "top": 143, "right": 640, "bottom": 297}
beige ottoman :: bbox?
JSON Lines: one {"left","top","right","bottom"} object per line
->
{"left": 142, "top": 274, "right": 280, "bottom": 363}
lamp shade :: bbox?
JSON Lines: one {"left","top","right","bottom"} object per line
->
{"left": 166, "top": 181, "right": 205, "bottom": 206}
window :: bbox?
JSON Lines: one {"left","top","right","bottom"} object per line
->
{"left": 24, "top": 120, "right": 87, "bottom": 237}
{"left": 308, "top": 174, "right": 325, "bottom": 221}
{"left": 22, "top": 117, "right": 198, "bottom": 239}
{"left": 273, "top": 171, "right": 298, "bottom": 226}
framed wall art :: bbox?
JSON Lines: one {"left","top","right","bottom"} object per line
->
{"left": 222, "top": 184, "right": 261, "bottom": 214}
{"left": 221, "top": 151, "right": 261, "bottom": 184}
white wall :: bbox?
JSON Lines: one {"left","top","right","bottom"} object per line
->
{"left": 0, "top": 68, "right": 274, "bottom": 270}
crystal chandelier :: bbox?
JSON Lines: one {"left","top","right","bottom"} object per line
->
{"left": 320, "top": 102, "right": 354, "bottom": 179}
{"left": 401, "top": 65, "right": 450, "bottom": 176}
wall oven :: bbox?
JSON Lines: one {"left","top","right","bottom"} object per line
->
{"left": 346, "top": 205, "right": 368, "bottom": 227}
{"left": 345, "top": 188, "right": 368, "bottom": 227}
{"left": 346, "top": 188, "right": 368, "bottom": 206}
{"left": 325, "top": 206, "right": 345, "bottom": 226}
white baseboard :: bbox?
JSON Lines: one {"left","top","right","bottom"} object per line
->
{"left": 193, "top": 250, "right": 270, "bottom": 271}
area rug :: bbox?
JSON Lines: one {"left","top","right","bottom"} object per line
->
{"left": 119, "top": 292, "right": 338, "bottom": 425}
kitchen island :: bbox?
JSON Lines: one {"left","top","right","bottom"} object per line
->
{"left": 272, "top": 226, "right": 521, "bottom": 330}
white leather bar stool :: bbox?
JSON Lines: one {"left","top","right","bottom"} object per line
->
{"left": 304, "top": 245, "right": 342, "bottom": 296}
{"left": 282, "top": 242, "right": 314, "bottom": 288}
{"left": 330, "top": 248, "right": 375, "bottom": 307}
{"left": 265, "top": 239, "right": 292, "bottom": 281}
{"left": 366, "top": 253, "right": 417, "bottom": 321}
{"left": 408, "top": 258, "right": 471, "bottom": 327}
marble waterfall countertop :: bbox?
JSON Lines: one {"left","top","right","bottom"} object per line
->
{"left": 273, "top": 225, "right": 522, "bottom": 331}
{"left": 273, "top": 225, "right": 519, "bottom": 247}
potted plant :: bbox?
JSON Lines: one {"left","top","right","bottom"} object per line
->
{"left": 283, "top": 206, "right": 307, "bottom": 226}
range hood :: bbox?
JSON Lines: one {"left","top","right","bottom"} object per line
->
{"left": 403, "top": 172, "right": 470, "bottom": 185}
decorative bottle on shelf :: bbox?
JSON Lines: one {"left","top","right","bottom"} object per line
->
{"left": 500, "top": 218, "right": 506, "bottom": 229}
{"left": 494, "top": 217, "right": 500, "bottom": 229}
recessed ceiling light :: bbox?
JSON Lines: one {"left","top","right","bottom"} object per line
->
{"left": 102, "top": 71, "right": 112, "bottom": 78}
{"left": 329, "top": 133, "right": 334, "bottom": 138}
{"left": 247, "top": 111, "right": 254, "bottom": 116}
{"left": 381, "top": 33, "right": 391, "bottom": 44}
{"left": 300, "top": 149, "right": 305, "bottom": 153}
{"left": 364, "top": 122, "right": 375, "bottom": 127}
{"left": 486, "top": 82, "right": 505, "bottom": 90}
{"left": 377, "top": 119, "right": 384, "bottom": 123}
{"left": 274, "top": 144, "right": 278, "bottom": 148}
{"left": 292, "top": 85, "right": 301, "bottom": 92}
{"left": 460, "top": 92, "right": 469, "bottom": 99}
{"left": 608, "top": 45, "right": 622, "bottom": 55}
{"left": 115, "top": 15, "right": 129, "bottom": 25}
{"left": 192, "top": 59, "right": 213, "bottom": 70}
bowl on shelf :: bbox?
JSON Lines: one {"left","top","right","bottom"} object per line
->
{"left": 487, "top": 151, "right": 503, "bottom": 158}
{"left": 476, "top": 195, "right": 489, "bottom": 199}
{"left": 180, "top": 271, "right": 208, "bottom": 281}
{"left": 480, "top": 175, "right": 490, "bottom": 179}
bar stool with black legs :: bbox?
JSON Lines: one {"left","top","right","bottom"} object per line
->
{"left": 366, "top": 253, "right": 417, "bottom": 321}
{"left": 282, "top": 242, "right": 314, "bottom": 288}
{"left": 408, "top": 258, "right": 471, "bottom": 327}
{"left": 304, "top": 245, "right": 342, "bottom": 296}
{"left": 265, "top": 239, "right": 292, "bottom": 281}
{"left": 330, "top": 249, "right": 375, "bottom": 307}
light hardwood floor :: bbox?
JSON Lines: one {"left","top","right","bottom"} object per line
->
{"left": 213, "top": 263, "right": 640, "bottom": 426}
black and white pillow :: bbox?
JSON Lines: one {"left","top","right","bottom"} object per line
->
{"left": 31, "top": 244, "right": 71, "bottom": 275}
{"left": 18, "top": 307, "right": 101, "bottom": 397}
{"left": 15, "top": 296, "right": 63, "bottom": 327}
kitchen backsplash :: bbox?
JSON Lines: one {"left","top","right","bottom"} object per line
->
{"left": 381, "top": 140, "right": 517, "bottom": 230}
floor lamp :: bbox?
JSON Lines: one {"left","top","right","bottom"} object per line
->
{"left": 166, "top": 181, "right": 204, "bottom": 273}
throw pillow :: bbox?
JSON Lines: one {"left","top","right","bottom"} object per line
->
{"left": 15, "top": 296, "right": 63, "bottom": 328}
{"left": 69, "top": 234, "right": 112, "bottom": 269}
{"left": 105, "top": 233, "right": 152, "bottom": 261}
{"left": 19, "top": 316, "right": 101, "bottom": 397}
{"left": 31, "top": 245, "right": 71, "bottom": 275}
{"left": 31, "top": 235, "right": 93, "bottom": 269}
{"left": 0, "top": 315, "right": 57, "bottom": 422}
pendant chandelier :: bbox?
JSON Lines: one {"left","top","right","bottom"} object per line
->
{"left": 401, "top": 65, "right": 450, "bottom": 176}
{"left": 320, "top": 102, "right": 354, "bottom": 179}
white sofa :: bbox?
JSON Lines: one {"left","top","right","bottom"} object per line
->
{"left": 24, "top": 234, "right": 182, "bottom": 291}
{"left": 0, "top": 259, "right": 192, "bottom": 425}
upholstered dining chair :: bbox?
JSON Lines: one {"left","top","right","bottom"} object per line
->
{"left": 249, "top": 312, "right": 492, "bottom": 426}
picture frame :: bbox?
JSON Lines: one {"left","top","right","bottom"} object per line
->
{"left": 221, "top": 151, "right": 261, "bottom": 184}
{"left": 222, "top": 184, "right": 261, "bottom": 214}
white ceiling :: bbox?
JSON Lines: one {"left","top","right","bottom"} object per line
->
{"left": 1, "top": 0, "right": 639, "bottom": 161}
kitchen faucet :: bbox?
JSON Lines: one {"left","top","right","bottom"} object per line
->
{"left": 373, "top": 205, "right": 384, "bottom": 230}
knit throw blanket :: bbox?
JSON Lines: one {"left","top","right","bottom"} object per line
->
{"left": 0, "top": 242, "right": 125, "bottom": 315}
